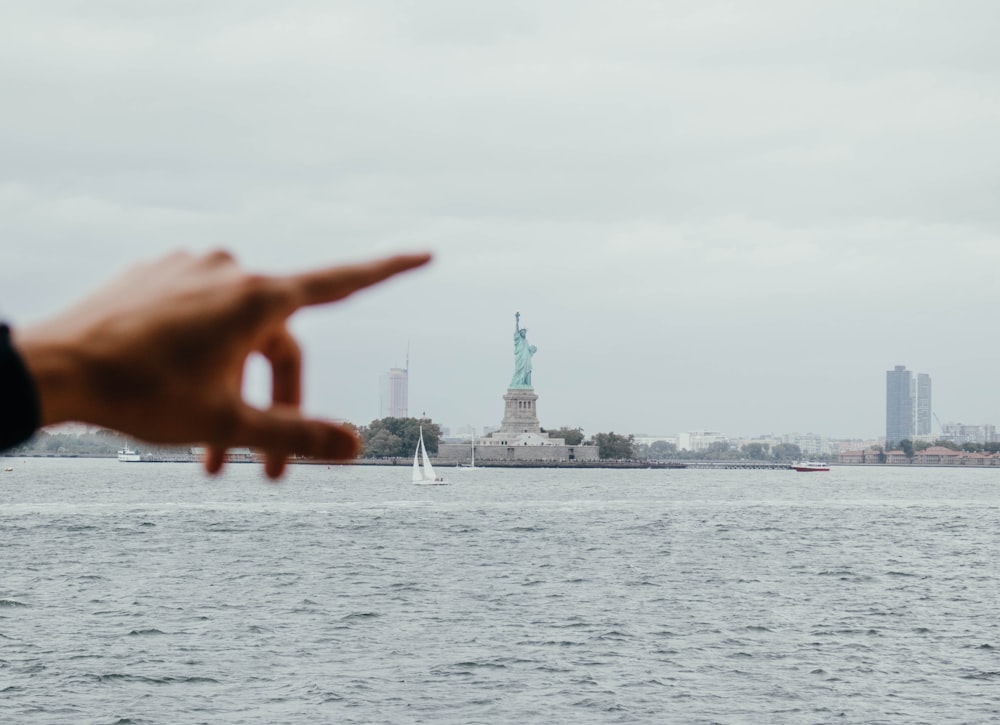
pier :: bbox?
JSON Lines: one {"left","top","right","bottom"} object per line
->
{"left": 680, "top": 461, "right": 794, "bottom": 470}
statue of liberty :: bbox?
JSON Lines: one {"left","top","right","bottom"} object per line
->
{"left": 510, "top": 312, "right": 537, "bottom": 389}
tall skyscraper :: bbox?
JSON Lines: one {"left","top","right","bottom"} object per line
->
{"left": 885, "top": 366, "right": 932, "bottom": 447}
{"left": 915, "top": 373, "right": 932, "bottom": 436}
{"left": 381, "top": 367, "right": 409, "bottom": 419}
{"left": 885, "top": 365, "right": 913, "bottom": 447}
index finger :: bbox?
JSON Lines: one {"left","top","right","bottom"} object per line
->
{"left": 287, "top": 253, "right": 432, "bottom": 308}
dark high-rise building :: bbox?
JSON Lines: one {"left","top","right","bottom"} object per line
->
{"left": 886, "top": 365, "right": 914, "bottom": 447}
{"left": 915, "top": 373, "right": 932, "bottom": 436}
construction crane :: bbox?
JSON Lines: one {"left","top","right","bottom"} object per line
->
{"left": 933, "top": 412, "right": 947, "bottom": 434}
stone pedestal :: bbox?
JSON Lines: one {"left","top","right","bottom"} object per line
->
{"left": 501, "top": 388, "right": 541, "bottom": 434}
{"left": 436, "top": 385, "right": 599, "bottom": 464}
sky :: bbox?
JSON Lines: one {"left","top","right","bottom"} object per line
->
{"left": 1, "top": 1, "right": 998, "bottom": 440}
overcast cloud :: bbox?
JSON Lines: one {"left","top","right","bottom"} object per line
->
{"left": 2, "top": 1, "right": 998, "bottom": 439}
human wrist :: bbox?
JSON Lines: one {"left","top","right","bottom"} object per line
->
{"left": 12, "top": 324, "right": 92, "bottom": 427}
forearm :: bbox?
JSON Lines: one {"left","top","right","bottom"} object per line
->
{"left": 1, "top": 324, "right": 42, "bottom": 448}
{"left": 10, "top": 322, "right": 93, "bottom": 429}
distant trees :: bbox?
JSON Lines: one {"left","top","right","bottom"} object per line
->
{"left": 609, "top": 438, "right": 824, "bottom": 462}
{"left": 5, "top": 429, "right": 184, "bottom": 457}
{"left": 741, "top": 442, "right": 770, "bottom": 460}
{"left": 930, "top": 439, "right": 959, "bottom": 451}
{"left": 889, "top": 439, "right": 1000, "bottom": 455}
{"left": 588, "top": 432, "right": 635, "bottom": 460}
{"left": 358, "top": 417, "right": 442, "bottom": 458}
{"left": 644, "top": 440, "right": 678, "bottom": 459}
{"left": 704, "top": 440, "right": 735, "bottom": 457}
{"left": 916, "top": 439, "right": 1000, "bottom": 453}
{"left": 770, "top": 443, "right": 802, "bottom": 461}
{"left": 545, "top": 427, "right": 585, "bottom": 446}
{"left": 961, "top": 441, "right": 1000, "bottom": 453}
{"left": 644, "top": 441, "right": 810, "bottom": 461}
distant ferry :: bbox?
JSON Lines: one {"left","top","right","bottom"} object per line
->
{"left": 117, "top": 445, "right": 141, "bottom": 462}
{"left": 791, "top": 461, "right": 830, "bottom": 472}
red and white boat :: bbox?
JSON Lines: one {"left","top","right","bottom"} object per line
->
{"left": 791, "top": 461, "right": 830, "bottom": 472}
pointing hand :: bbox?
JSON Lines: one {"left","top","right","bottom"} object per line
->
{"left": 14, "top": 249, "right": 432, "bottom": 478}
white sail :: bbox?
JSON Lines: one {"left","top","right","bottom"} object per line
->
{"left": 412, "top": 441, "right": 424, "bottom": 483}
{"left": 456, "top": 429, "right": 477, "bottom": 470}
{"left": 420, "top": 433, "right": 439, "bottom": 480}
{"left": 412, "top": 427, "right": 444, "bottom": 484}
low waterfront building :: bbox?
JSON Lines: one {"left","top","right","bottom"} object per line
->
{"left": 884, "top": 450, "right": 908, "bottom": 465}
{"left": 838, "top": 450, "right": 868, "bottom": 464}
{"left": 912, "top": 446, "right": 962, "bottom": 465}
{"left": 678, "top": 431, "right": 728, "bottom": 452}
{"left": 839, "top": 446, "right": 1000, "bottom": 466}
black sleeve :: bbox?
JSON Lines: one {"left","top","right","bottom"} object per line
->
{"left": 0, "top": 323, "right": 41, "bottom": 450}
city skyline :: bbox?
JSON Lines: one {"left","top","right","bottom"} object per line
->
{"left": 393, "top": 358, "right": 997, "bottom": 451}
{"left": 1, "top": 3, "right": 998, "bottom": 440}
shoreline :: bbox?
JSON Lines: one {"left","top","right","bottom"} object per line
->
{"left": 5, "top": 454, "right": 1000, "bottom": 470}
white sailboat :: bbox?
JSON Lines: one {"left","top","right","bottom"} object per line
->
{"left": 412, "top": 427, "right": 445, "bottom": 484}
{"left": 459, "top": 430, "right": 477, "bottom": 469}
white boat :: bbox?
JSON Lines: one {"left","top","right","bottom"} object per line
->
{"left": 458, "top": 430, "right": 478, "bottom": 469}
{"left": 412, "top": 427, "right": 445, "bottom": 484}
{"left": 117, "top": 445, "right": 141, "bottom": 462}
{"left": 791, "top": 461, "right": 829, "bottom": 472}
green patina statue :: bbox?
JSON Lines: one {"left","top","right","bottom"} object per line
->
{"left": 510, "top": 312, "right": 537, "bottom": 389}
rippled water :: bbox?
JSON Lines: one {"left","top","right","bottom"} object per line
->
{"left": 2, "top": 458, "right": 999, "bottom": 723}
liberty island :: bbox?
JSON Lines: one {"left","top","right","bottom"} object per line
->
{"left": 437, "top": 313, "right": 599, "bottom": 465}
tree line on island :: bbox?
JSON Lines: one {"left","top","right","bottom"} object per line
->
{"left": 357, "top": 430, "right": 1000, "bottom": 461}
{"left": 355, "top": 418, "right": 639, "bottom": 460}
{"left": 356, "top": 422, "right": 817, "bottom": 461}
{"left": 4, "top": 427, "right": 185, "bottom": 458}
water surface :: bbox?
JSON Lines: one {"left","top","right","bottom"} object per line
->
{"left": 2, "top": 459, "right": 999, "bottom": 723}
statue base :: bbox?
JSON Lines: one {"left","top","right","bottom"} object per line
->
{"left": 500, "top": 388, "right": 541, "bottom": 434}
{"left": 435, "top": 387, "right": 599, "bottom": 464}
